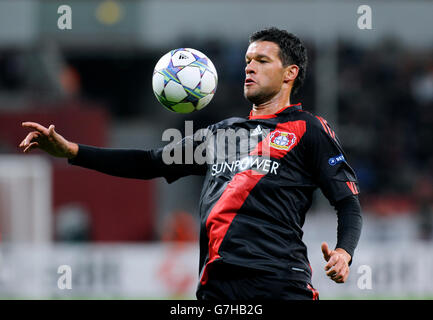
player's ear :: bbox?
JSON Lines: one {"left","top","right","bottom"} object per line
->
{"left": 284, "top": 64, "right": 299, "bottom": 84}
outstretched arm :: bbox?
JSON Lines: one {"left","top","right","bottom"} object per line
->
{"left": 19, "top": 121, "right": 206, "bottom": 182}
{"left": 66, "top": 144, "right": 165, "bottom": 180}
{"left": 19, "top": 121, "right": 170, "bottom": 180}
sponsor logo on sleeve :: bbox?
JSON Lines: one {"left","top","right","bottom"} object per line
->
{"left": 328, "top": 154, "right": 345, "bottom": 166}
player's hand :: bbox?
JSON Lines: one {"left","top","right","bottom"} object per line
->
{"left": 19, "top": 122, "right": 78, "bottom": 159}
{"left": 321, "top": 242, "right": 351, "bottom": 283}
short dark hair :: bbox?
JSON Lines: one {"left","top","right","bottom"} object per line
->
{"left": 249, "top": 27, "right": 308, "bottom": 96}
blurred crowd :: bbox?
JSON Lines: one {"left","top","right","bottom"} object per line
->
{"left": 337, "top": 39, "right": 433, "bottom": 222}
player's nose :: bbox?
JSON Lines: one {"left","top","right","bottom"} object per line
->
{"left": 245, "top": 62, "right": 256, "bottom": 74}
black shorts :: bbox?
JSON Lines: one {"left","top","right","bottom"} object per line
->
{"left": 196, "top": 262, "right": 319, "bottom": 300}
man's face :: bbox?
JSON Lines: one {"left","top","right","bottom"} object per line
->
{"left": 244, "top": 41, "right": 287, "bottom": 105}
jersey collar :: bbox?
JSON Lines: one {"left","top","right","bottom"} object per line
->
{"left": 248, "top": 103, "right": 302, "bottom": 120}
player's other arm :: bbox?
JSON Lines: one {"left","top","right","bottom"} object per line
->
{"left": 303, "top": 115, "right": 362, "bottom": 284}
{"left": 19, "top": 121, "right": 188, "bottom": 181}
{"left": 322, "top": 195, "right": 362, "bottom": 283}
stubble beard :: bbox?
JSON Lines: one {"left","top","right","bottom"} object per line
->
{"left": 244, "top": 86, "right": 276, "bottom": 106}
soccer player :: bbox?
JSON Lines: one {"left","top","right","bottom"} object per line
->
{"left": 19, "top": 27, "right": 362, "bottom": 300}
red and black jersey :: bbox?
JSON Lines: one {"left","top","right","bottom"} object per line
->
{"left": 148, "top": 103, "right": 360, "bottom": 286}
{"left": 68, "top": 103, "right": 361, "bottom": 290}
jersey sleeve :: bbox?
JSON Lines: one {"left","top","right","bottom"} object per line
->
{"left": 304, "top": 116, "right": 360, "bottom": 205}
{"left": 68, "top": 128, "right": 211, "bottom": 184}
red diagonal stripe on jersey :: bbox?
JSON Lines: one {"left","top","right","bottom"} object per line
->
{"left": 250, "top": 120, "right": 306, "bottom": 159}
{"left": 200, "top": 120, "right": 306, "bottom": 285}
{"left": 307, "top": 284, "right": 319, "bottom": 300}
{"left": 353, "top": 182, "right": 359, "bottom": 194}
{"left": 346, "top": 181, "right": 359, "bottom": 195}
{"left": 317, "top": 116, "right": 336, "bottom": 139}
{"left": 200, "top": 169, "right": 265, "bottom": 285}
{"left": 316, "top": 116, "right": 330, "bottom": 135}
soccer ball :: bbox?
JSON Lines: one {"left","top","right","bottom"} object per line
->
{"left": 152, "top": 48, "right": 218, "bottom": 113}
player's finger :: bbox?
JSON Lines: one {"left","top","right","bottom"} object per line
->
{"left": 334, "top": 269, "right": 349, "bottom": 283}
{"left": 334, "top": 257, "right": 349, "bottom": 274}
{"left": 19, "top": 133, "right": 31, "bottom": 147}
{"left": 321, "top": 242, "right": 331, "bottom": 261}
{"left": 331, "top": 272, "right": 343, "bottom": 281}
{"left": 340, "top": 269, "right": 349, "bottom": 283}
{"left": 22, "top": 122, "right": 49, "bottom": 135}
{"left": 331, "top": 259, "right": 346, "bottom": 275}
{"left": 324, "top": 255, "right": 337, "bottom": 271}
{"left": 23, "top": 142, "right": 39, "bottom": 153}
{"left": 20, "top": 132, "right": 40, "bottom": 147}
{"left": 344, "top": 269, "right": 350, "bottom": 282}
{"left": 334, "top": 263, "right": 349, "bottom": 281}
{"left": 329, "top": 266, "right": 342, "bottom": 277}
{"left": 327, "top": 270, "right": 337, "bottom": 278}
{"left": 330, "top": 263, "right": 344, "bottom": 277}
{"left": 48, "top": 124, "right": 55, "bottom": 136}
{"left": 327, "top": 266, "right": 341, "bottom": 277}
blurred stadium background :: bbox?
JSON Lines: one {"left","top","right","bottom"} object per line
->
{"left": 1, "top": 0, "right": 433, "bottom": 299}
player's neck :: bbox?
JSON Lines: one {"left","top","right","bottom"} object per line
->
{"left": 251, "top": 92, "right": 291, "bottom": 117}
